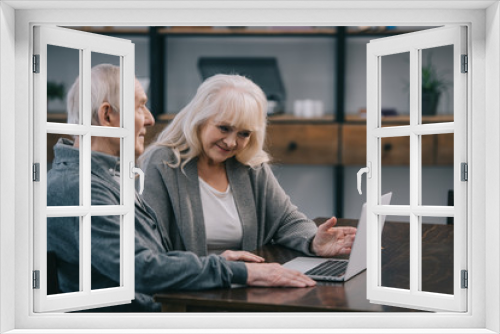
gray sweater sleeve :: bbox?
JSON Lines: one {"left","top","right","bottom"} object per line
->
{"left": 253, "top": 163, "right": 318, "bottom": 255}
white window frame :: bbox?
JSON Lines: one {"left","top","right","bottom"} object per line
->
{"left": 33, "top": 25, "right": 136, "bottom": 312}
{"left": 366, "top": 26, "right": 468, "bottom": 312}
{"left": 1, "top": 2, "right": 498, "bottom": 333}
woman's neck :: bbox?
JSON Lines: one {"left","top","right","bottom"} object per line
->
{"left": 197, "top": 158, "right": 228, "bottom": 192}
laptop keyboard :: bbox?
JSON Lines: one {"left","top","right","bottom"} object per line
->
{"left": 305, "top": 260, "right": 348, "bottom": 277}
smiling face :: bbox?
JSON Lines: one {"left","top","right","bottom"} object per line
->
{"left": 198, "top": 118, "right": 252, "bottom": 166}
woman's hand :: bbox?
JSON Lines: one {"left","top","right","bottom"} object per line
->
{"left": 220, "top": 250, "right": 265, "bottom": 263}
{"left": 311, "top": 217, "right": 357, "bottom": 257}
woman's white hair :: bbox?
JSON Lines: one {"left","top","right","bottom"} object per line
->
{"left": 140, "top": 74, "right": 269, "bottom": 170}
{"left": 66, "top": 64, "right": 120, "bottom": 125}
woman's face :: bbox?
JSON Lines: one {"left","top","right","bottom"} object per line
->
{"left": 198, "top": 118, "right": 252, "bottom": 165}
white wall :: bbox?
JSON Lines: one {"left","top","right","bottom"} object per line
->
{"left": 0, "top": 2, "right": 16, "bottom": 333}
{"left": 485, "top": 2, "right": 500, "bottom": 332}
{"left": 270, "top": 165, "right": 335, "bottom": 219}
{"left": 165, "top": 35, "right": 336, "bottom": 115}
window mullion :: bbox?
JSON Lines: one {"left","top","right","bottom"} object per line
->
{"left": 409, "top": 47, "right": 420, "bottom": 295}
{"left": 81, "top": 48, "right": 92, "bottom": 294}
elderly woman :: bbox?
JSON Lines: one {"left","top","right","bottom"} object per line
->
{"left": 140, "top": 74, "right": 355, "bottom": 265}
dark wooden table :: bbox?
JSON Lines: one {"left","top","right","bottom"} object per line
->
{"left": 154, "top": 219, "right": 453, "bottom": 312}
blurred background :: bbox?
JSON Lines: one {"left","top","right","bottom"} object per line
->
{"left": 46, "top": 26, "right": 454, "bottom": 223}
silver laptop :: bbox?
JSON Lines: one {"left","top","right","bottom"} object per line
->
{"left": 283, "top": 192, "right": 392, "bottom": 282}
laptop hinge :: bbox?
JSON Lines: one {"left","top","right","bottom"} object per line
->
{"left": 461, "top": 270, "right": 468, "bottom": 289}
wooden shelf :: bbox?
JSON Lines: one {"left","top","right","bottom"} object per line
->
{"left": 47, "top": 113, "right": 68, "bottom": 123}
{"left": 156, "top": 113, "right": 176, "bottom": 122}
{"left": 68, "top": 26, "right": 429, "bottom": 38}
{"left": 346, "top": 29, "right": 428, "bottom": 37}
{"left": 268, "top": 114, "right": 335, "bottom": 123}
{"left": 69, "top": 26, "right": 423, "bottom": 37}
{"left": 157, "top": 113, "right": 335, "bottom": 124}
{"left": 345, "top": 114, "right": 454, "bottom": 124}
{"left": 69, "top": 26, "right": 149, "bottom": 34}
{"left": 158, "top": 27, "right": 337, "bottom": 36}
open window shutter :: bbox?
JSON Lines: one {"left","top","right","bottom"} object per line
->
{"left": 33, "top": 25, "right": 136, "bottom": 312}
{"left": 365, "top": 26, "right": 467, "bottom": 312}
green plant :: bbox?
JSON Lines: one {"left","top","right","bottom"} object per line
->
{"left": 421, "top": 53, "right": 450, "bottom": 94}
{"left": 47, "top": 81, "right": 65, "bottom": 101}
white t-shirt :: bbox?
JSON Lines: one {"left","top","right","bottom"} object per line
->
{"left": 198, "top": 177, "right": 243, "bottom": 254}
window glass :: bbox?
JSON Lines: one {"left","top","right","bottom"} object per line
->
{"left": 47, "top": 134, "right": 81, "bottom": 206}
{"left": 47, "top": 45, "right": 80, "bottom": 124}
{"left": 90, "top": 137, "right": 122, "bottom": 205}
{"left": 422, "top": 134, "right": 454, "bottom": 207}
{"left": 91, "top": 52, "right": 122, "bottom": 126}
{"left": 421, "top": 45, "right": 454, "bottom": 123}
{"left": 381, "top": 216, "right": 410, "bottom": 290}
{"left": 91, "top": 215, "right": 121, "bottom": 290}
{"left": 47, "top": 216, "right": 80, "bottom": 294}
{"left": 421, "top": 216, "right": 454, "bottom": 294}
{"left": 381, "top": 136, "right": 409, "bottom": 208}
{"left": 381, "top": 52, "right": 410, "bottom": 127}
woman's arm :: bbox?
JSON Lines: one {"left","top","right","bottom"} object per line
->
{"left": 253, "top": 163, "right": 318, "bottom": 254}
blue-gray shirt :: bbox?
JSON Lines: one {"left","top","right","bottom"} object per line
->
{"left": 47, "top": 139, "right": 247, "bottom": 312}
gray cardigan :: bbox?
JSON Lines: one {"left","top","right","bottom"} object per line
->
{"left": 141, "top": 145, "right": 318, "bottom": 256}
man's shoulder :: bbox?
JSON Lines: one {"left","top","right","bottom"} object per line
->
{"left": 47, "top": 167, "right": 80, "bottom": 206}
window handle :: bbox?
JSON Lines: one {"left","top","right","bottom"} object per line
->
{"left": 130, "top": 162, "right": 145, "bottom": 195}
{"left": 357, "top": 162, "right": 371, "bottom": 195}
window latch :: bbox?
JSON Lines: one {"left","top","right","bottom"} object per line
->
{"left": 130, "top": 162, "right": 145, "bottom": 195}
{"left": 357, "top": 162, "right": 372, "bottom": 195}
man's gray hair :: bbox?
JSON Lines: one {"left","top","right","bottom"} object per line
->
{"left": 66, "top": 64, "right": 121, "bottom": 125}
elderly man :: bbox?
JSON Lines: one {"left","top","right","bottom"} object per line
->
{"left": 47, "top": 64, "right": 317, "bottom": 312}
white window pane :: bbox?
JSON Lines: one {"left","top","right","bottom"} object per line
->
{"left": 34, "top": 25, "right": 135, "bottom": 313}
{"left": 366, "top": 26, "right": 467, "bottom": 312}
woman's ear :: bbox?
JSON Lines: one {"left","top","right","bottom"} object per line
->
{"left": 97, "top": 102, "right": 120, "bottom": 127}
